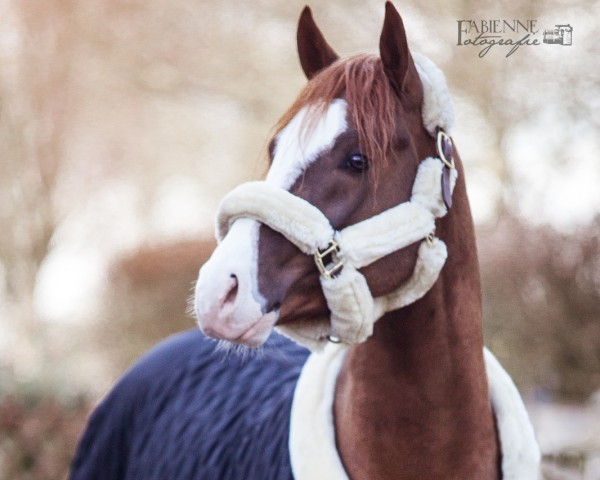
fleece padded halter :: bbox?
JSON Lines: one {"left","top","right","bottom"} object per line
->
{"left": 215, "top": 54, "right": 457, "bottom": 351}
{"left": 217, "top": 156, "right": 456, "bottom": 350}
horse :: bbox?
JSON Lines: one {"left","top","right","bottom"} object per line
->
{"left": 70, "top": 3, "right": 540, "bottom": 479}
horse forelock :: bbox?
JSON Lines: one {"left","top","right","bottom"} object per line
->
{"left": 271, "top": 54, "right": 409, "bottom": 179}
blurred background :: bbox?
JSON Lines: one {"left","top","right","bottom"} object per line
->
{"left": 0, "top": 0, "right": 598, "bottom": 478}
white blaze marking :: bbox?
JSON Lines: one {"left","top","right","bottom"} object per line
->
{"left": 267, "top": 99, "right": 348, "bottom": 188}
{"left": 195, "top": 99, "right": 349, "bottom": 340}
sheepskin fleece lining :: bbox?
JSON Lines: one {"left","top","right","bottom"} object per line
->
{"left": 289, "top": 344, "right": 541, "bottom": 480}
{"left": 217, "top": 158, "right": 456, "bottom": 350}
{"left": 413, "top": 53, "right": 455, "bottom": 135}
{"left": 217, "top": 157, "right": 453, "bottom": 256}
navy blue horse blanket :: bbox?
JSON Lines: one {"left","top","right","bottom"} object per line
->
{"left": 70, "top": 329, "right": 309, "bottom": 479}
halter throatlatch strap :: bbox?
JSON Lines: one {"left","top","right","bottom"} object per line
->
{"left": 216, "top": 153, "right": 458, "bottom": 350}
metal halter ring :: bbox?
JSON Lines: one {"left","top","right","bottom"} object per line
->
{"left": 425, "top": 233, "right": 435, "bottom": 247}
{"left": 436, "top": 130, "right": 455, "bottom": 170}
{"left": 314, "top": 239, "right": 344, "bottom": 280}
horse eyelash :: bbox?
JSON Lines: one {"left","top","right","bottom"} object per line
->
{"left": 344, "top": 153, "right": 369, "bottom": 172}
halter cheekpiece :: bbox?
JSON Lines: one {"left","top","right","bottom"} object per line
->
{"left": 215, "top": 54, "right": 459, "bottom": 351}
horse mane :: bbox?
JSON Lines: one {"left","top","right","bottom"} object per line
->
{"left": 273, "top": 54, "right": 402, "bottom": 174}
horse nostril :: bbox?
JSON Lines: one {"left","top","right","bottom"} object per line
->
{"left": 223, "top": 274, "right": 239, "bottom": 306}
{"left": 273, "top": 302, "right": 281, "bottom": 311}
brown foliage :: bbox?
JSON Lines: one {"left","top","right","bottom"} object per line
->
{"left": 96, "top": 238, "right": 215, "bottom": 374}
{"left": 0, "top": 394, "right": 93, "bottom": 480}
{"left": 479, "top": 215, "right": 600, "bottom": 400}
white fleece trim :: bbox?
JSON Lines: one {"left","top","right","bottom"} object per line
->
{"left": 216, "top": 181, "right": 334, "bottom": 254}
{"left": 277, "top": 240, "right": 448, "bottom": 350}
{"left": 413, "top": 53, "right": 456, "bottom": 136}
{"left": 373, "top": 237, "right": 447, "bottom": 318}
{"left": 320, "top": 263, "right": 375, "bottom": 344}
{"left": 289, "top": 345, "right": 541, "bottom": 480}
{"left": 336, "top": 157, "right": 455, "bottom": 269}
{"left": 217, "top": 159, "right": 456, "bottom": 269}
{"left": 484, "top": 348, "right": 542, "bottom": 479}
{"left": 411, "top": 156, "right": 457, "bottom": 217}
{"left": 216, "top": 157, "right": 456, "bottom": 350}
{"left": 336, "top": 201, "right": 434, "bottom": 269}
{"left": 289, "top": 343, "right": 348, "bottom": 480}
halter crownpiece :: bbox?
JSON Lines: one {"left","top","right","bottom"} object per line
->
{"left": 215, "top": 54, "right": 457, "bottom": 351}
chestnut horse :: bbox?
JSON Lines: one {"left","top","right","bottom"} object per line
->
{"left": 194, "top": 3, "right": 539, "bottom": 479}
{"left": 70, "top": 3, "right": 539, "bottom": 480}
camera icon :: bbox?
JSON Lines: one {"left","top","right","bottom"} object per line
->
{"left": 543, "top": 24, "right": 573, "bottom": 45}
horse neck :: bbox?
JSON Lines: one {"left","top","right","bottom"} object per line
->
{"left": 333, "top": 168, "right": 501, "bottom": 479}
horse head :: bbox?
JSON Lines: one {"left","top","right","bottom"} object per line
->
{"left": 194, "top": 2, "right": 457, "bottom": 350}
{"left": 70, "top": 7, "right": 539, "bottom": 480}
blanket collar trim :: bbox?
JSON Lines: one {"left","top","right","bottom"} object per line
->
{"left": 289, "top": 344, "right": 541, "bottom": 480}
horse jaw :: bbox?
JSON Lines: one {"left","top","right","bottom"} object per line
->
{"left": 194, "top": 100, "right": 348, "bottom": 347}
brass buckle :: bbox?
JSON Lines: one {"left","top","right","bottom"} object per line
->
{"left": 425, "top": 233, "right": 435, "bottom": 247}
{"left": 314, "top": 239, "right": 344, "bottom": 280}
{"left": 436, "top": 130, "right": 455, "bottom": 170}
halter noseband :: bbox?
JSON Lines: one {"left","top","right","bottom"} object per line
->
{"left": 215, "top": 129, "right": 457, "bottom": 351}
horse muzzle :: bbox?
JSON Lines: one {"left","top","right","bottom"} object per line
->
{"left": 194, "top": 218, "right": 276, "bottom": 347}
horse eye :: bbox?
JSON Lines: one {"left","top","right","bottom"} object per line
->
{"left": 346, "top": 153, "right": 368, "bottom": 172}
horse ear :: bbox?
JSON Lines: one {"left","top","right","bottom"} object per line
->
{"left": 379, "top": 2, "right": 421, "bottom": 98}
{"left": 297, "top": 6, "right": 339, "bottom": 79}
